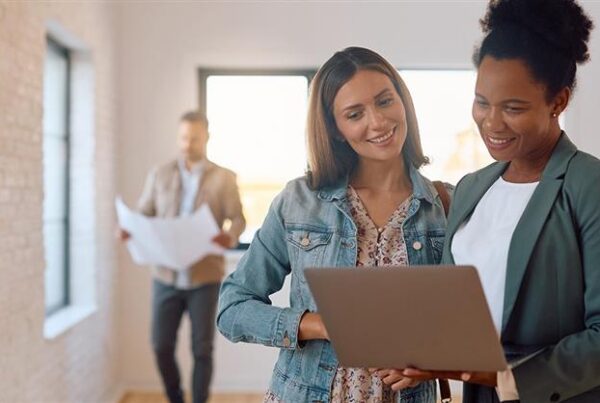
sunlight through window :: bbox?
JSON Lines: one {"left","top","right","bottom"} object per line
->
{"left": 400, "top": 70, "right": 493, "bottom": 185}
{"left": 204, "top": 70, "right": 496, "bottom": 243}
{"left": 206, "top": 75, "right": 309, "bottom": 243}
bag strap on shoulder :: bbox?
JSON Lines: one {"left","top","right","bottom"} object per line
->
{"left": 432, "top": 180, "right": 453, "bottom": 402}
{"left": 433, "top": 181, "right": 450, "bottom": 217}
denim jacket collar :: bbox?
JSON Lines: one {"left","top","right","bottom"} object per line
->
{"left": 316, "top": 165, "right": 436, "bottom": 204}
{"left": 409, "top": 166, "right": 436, "bottom": 204}
{"left": 316, "top": 176, "right": 350, "bottom": 202}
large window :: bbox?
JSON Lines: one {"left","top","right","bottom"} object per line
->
{"left": 43, "top": 26, "right": 97, "bottom": 339}
{"left": 400, "top": 70, "right": 492, "bottom": 185}
{"left": 199, "top": 70, "right": 313, "bottom": 244}
{"left": 200, "top": 69, "right": 490, "bottom": 244}
{"left": 43, "top": 38, "right": 70, "bottom": 315}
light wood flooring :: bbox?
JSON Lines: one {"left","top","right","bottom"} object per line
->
{"left": 119, "top": 391, "right": 263, "bottom": 403}
{"left": 119, "top": 391, "right": 461, "bottom": 403}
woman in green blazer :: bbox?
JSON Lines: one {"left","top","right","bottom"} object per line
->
{"left": 441, "top": 134, "right": 600, "bottom": 403}
{"left": 379, "top": 0, "right": 600, "bottom": 401}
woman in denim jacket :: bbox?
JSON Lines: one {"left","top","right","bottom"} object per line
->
{"left": 217, "top": 47, "right": 450, "bottom": 403}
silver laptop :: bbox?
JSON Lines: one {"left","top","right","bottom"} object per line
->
{"left": 304, "top": 265, "right": 507, "bottom": 372}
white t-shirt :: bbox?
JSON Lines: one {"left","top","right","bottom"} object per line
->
{"left": 175, "top": 159, "right": 205, "bottom": 289}
{"left": 451, "top": 176, "right": 538, "bottom": 333}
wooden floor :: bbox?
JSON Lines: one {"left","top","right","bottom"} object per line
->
{"left": 120, "top": 392, "right": 461, "bottom": 403}
{"left": 120, "top": 391, "right": 263, "bottom": 403}
{"left": 120, "top": 391, "right": 461, "bottom": 403}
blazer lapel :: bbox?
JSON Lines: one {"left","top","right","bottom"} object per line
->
{"left": 193, "top": 160, "right": 215, "bottom": 210}
{"left": 502, "top": 133, "right": 578, "bottom": 331}
{"left": 502, "top": 179, "right": 561, "bottom": 331}
{"left": 170, "top": 162, "right": 183, "bottom": 217}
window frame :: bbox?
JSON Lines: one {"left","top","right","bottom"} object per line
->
{"left": 198, "top": 68, "right": 316, "bottom": 114}
{"left": 44, "top": 37, "right": 72, "bottom": 316}
{"left": 197, "top": 69, "right": 316, "bottom": 249}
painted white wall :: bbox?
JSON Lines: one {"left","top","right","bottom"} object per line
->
{"left": 566, "top": 2, "right": 600, "bottom": 156}
{"left": 115, "top": 0, "right": 600, "bottom": 393}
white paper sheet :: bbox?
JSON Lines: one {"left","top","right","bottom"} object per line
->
{"left": 115, "top": 197, "right": 224, "bottom": 270}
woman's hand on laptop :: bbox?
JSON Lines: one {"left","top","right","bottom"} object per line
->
{"left": 298, "top": 312, "right": 329, "bottom": 341}
{"left": 457, "top": 370, "right": 497, "bottom": 387}
{"left": 371, "top": 368, "right": 421, "bottom": 391}
{"left": 400, "top": 368, "right": 497, "bottom": 387}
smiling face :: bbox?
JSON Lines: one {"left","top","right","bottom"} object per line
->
{"left": 332, "top": 69, "right": 408, "bottom": 164}
{"left": 472, "top": 56, "right": 565, "bottom": 168}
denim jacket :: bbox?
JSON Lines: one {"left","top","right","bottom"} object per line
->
{"left": 217, "top": 167, "right": 451, "bottom": 402}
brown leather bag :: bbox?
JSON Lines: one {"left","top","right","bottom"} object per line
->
{"left": 432, "top": 181, "right": 453, "bottom": 403}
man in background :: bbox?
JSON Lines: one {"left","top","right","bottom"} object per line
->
{"left": 119, "top": 110, "right": 245, "bottom": 403}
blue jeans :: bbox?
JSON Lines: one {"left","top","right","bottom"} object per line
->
{"left": 151, "top": 280, "right": 220, "bottom": 403}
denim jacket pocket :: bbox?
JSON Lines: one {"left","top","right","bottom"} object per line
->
{"left": 428, "top": 233, "right": 445, "bottom": 264}
{"left": 406, "top": 228, "right": 445, "bottom": 265}
{"left": 286, "top": 225, "right": 333, "bottom": 251}
{"left": 286, "top": 224, "right": 333, "bottom": 288}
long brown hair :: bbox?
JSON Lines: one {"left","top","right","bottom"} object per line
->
{"left": 306, "top": 47, "right": 428, "bottom": 189}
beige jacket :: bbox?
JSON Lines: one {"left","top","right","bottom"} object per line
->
{"left": 137, "top": 159, "right": 246, "bottom": 287}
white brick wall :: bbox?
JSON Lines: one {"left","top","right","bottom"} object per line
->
{"left": 0, "top": 2, "right": 119, "bottom": 402}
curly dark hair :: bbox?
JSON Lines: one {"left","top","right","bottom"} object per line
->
{"left": 473, "top": 0, "right": 594, "bottom": 100}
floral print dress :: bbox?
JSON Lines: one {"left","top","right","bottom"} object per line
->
{"left": 265, "top": 186, "right": 413, "bottom": 403}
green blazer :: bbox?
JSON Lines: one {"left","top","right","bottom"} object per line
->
{"left": 443, "top": 133, "right": 600, "bottom": 403}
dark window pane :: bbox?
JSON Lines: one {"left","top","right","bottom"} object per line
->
{"left": 43, "top": 38, "right": 70, "bottom": 315}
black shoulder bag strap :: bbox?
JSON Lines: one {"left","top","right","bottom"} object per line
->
{"left": 432, "top": 180, "right": 453, "bottom": 403}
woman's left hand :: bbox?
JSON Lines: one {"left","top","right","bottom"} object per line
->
{"left": 371, "top": 368, "right": 497, "bottom": 391}
{"left": 401, "top": 368, "right": 497, "bottom": 387}
{"left": 371, "top": 368, "right": 421, "bottom": 391}
{"left": 459, "top": 371, "right": 497, "bottom": 387}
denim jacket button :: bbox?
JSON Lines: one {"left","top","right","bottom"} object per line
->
{"left": 283, "top": 336, "right": 291, "bottom": 347}
{"left": 412, "top": 241, "right": 423, "bottom": 251}
{"left": 300, "top": 237, "right": 311, "bottom": 247}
